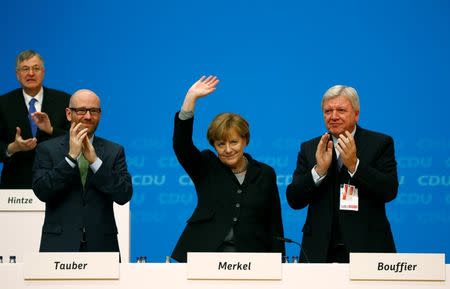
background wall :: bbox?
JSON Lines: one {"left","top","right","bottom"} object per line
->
{"left": 1, "top": 0, "right": 449, "bottom": 262}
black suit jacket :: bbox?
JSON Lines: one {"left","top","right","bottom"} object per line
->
{"left": 32, "top": 134, "right": 133, "bottom": 252}
{"left": 171, "top": 113, "right": 285, "bottom": 262}
{"left": 286, "top": 126, "right": 398, "bottom": 262}
{"left": 0, "top": 87, "right": 70, "bottom": 188}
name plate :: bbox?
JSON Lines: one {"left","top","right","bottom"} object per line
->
{"left": 187, "top": 252, "right": 282, "bottom": 280}
{"left": 0, "top": 189, "right": 44, "bottom": 211}
{"left": 24, "top": 252, "right": 119, "bottom": 280}
{"left": 350, "top": 253, "right": 445, "bottom": 281}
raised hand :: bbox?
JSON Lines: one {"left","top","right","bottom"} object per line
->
{"left": 68, "top": 122, "right": 88, "bottom": 159}
{"left": 315, "top": 133, "right": 333, "bottom": 176}
{"left": 336, "top": 131, "right": 357, "bottom": 173}
{"left": 181, "top": 75, "right": 219, "bottom": 111}
{"left": 31, "top": 112, "right": 53, "bottom": 134}
{"left": 6, "top": 127, "right": 37, "bottom": 155}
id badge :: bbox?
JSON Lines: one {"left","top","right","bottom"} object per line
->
{"left": 339, "top": 183, "right": 359, "bottom": 211}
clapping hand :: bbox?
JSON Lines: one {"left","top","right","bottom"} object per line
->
{"left": 7, "top": 127, "right": 37, "bottom": 155}
{"left": 336, "top": 131, "right": 357, "bottom": 173}
{"left": 68, "top": 122, "right": 88, "bottom": 159}
{"left": 81, "top": 135, "right": 97, "bottom": 164}
{"left": 31, "top": 112, "right": 53, "bottom": 134}
{"left": 315, "top": 133, "right": 333, "bottom": 176}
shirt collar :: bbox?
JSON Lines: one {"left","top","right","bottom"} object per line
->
{"left": 23, "top": 87, "right": 44, "bottom": 106}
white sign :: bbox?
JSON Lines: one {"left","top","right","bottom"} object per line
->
{"left": 350, "top": 253, "right": 446, "bottom": 281}
{"left": 24, "top": 252, "right": 120, "bottom": 280}
{"left": 0, "top": 189, "right": 44, "bottom": 211}
{"left": 187, "top": 252, "right": 282, "bottom": 280}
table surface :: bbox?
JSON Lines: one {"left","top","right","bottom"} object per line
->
{"left": 1, "top": 263, "right": 449, "bottom": 289}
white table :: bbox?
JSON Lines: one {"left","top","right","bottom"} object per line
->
{"left": 2, "top": 263, "right": 449, "bottom": 289}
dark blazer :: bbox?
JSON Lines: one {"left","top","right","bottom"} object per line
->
{"left": 0, "top": 87, "right": 70, "bottom": 188}
{"left": 32, "top": 134, "right": 133, "bottom": 252}
{"left": 286, "top": 126, "right": 398, "bottom": 262}
{"left": 171, "top": 113, "right": 285, "bottom": 262}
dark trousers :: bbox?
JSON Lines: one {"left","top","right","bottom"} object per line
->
{"left": 218, "top": 242, "right": 237, "bottom": 252}
{"left": 326, "top": 244, "right": 349, "bottom": 263}
{"left": 80, "top": 242, "right": 88, "bottom": 252}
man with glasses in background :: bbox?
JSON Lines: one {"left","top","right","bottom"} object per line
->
{"left": 0, "top": 50, "right": 70, "bottom": 188}
{"left": 32, "top": 89, "right": 133, "bottom": 253}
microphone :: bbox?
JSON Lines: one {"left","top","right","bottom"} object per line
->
{"left": 275, "top": 236, "right": 310, "bottom": 263}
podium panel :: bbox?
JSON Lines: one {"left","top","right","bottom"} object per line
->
{"left": 24, "top": 252, "right": 120, "bottom": 280}
{"left": 0, "top": 189, "right": 130, "bottom": 262}
{"left": 1, "top": 263, "right": 448, "bottom": 289}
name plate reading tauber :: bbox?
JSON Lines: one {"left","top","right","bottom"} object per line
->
{"left": 24, "top": 252, "right": 119, "bottom": 280}
{"left": 0, "top": 189, "right": 44, "bottom": 211}
{"left": 350, "top": 253, "right": 445, "bottom": 281}
{"left": 187, "top": 252, "right": 282, "bottom": 280}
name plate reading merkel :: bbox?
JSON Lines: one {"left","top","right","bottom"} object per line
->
{"left": 24, "top": 252, "right": 119, "bottom": 280}
{"left": 0, "top": 189, "right": 44, "bottom": 211}
{"left": 187, "top": 252, "right": 282, "bottom": 280}
{"left": 350, "top": 253, "right": 445, "bottom": 281}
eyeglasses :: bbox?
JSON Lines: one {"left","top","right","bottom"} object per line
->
{"left": 70, "top": 107, "right": 102, "bottom": 115}
{"left": 17, "top": 65, "right": 43, "bottom": 73}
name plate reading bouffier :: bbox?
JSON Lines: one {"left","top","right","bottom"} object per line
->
{"left": 0, "top": 189, "right": 44, "bottom": 211}
{"left": 187, "top": 252, "right": 282, "bottom": 280}
{"left": 349, "top": 253, "right": 445, "bottom": 281}
{"left": 24, "top": 252, "right": 119, "bottom": 280}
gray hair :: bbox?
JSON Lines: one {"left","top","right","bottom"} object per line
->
{"left": 16, "top": 50, "right": 45, "bottom": 69}
{"left": 322, "top": 85, "right": 360, "bottom": 111}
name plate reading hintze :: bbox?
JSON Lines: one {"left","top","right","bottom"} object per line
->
{"left": 350, "top": 253, "right": 445, "bottom": 281}
{"left": 187, "top": 252, "right": 282, "bottom": 280}
{"left": 24, "top": 252, "right": 119, "bottom": 280}
{"left": 0, "top": 189, "right": 44, "bottom": 211}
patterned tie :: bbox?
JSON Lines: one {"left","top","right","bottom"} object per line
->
{"left": 78, "top": 154, "right": 89, "bottom": 187}
{"left": 28, "top": 98, "right": 38, "bottom": 137}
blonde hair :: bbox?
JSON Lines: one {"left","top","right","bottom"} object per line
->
{"left": 207, "top": 113, "right": 250, "bottom": 146}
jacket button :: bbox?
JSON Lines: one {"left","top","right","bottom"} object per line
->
{"left": 235, "top": 203, "right": 240, "bottom": 208}
{"left": 233, "top": 217, "right": 238, "bottom": 222}
{"left": 237, "top": 189, "right": 242, "bottom": 194}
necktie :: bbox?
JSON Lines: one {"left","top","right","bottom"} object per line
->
{"left": 78, "top": 154, "right": 89, "bottom": 187}
{"left": 337, "top": 155, "right": 343, "bottom": 169}
{"left": 28, "top": 98, "right": 38, "bottom": 137}
{"left": 334, "top": 141, "right": 343, "bottom": 169}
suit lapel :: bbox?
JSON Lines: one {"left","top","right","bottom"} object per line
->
{"left": 59, "top": 134, "right": 70, "bottom": 154}
{"left": 85, "top": 137, "right": 104, "bottom": 189}
{"left": 241, "top": 154, "right": 261, "bottom": 188}
{"left": 11, "top": 89, "right": 34, "bottom": 139}
{"left": 41, "top": 87, "right": 57, "bottom": 114}
{"left": 41, "top": 87, "right": 50, "bottom": 113}
{"left": 354, "top": 125, "right": 367, "bottom": 160}
{"left": 92, "top": 137, "right": 105, "bottom": 162}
